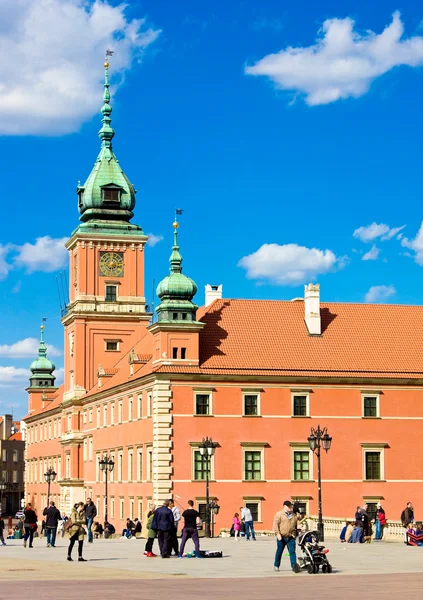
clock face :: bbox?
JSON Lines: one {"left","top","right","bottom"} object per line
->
{"left": 99, "top": 252, "right": 124, "bottom": 277}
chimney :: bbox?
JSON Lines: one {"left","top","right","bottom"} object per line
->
{"left": 205, "top": 284, "right": 222, "bottom": 307}
{"left": 304, "top": 283, "right": 321, "bottom": 335}
{"left": 1, "top": 414, "right": 13, "bottom": 440}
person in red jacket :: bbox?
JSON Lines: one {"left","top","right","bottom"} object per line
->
{"left": 375, "top": 503, "right": 387, "bottom": 540}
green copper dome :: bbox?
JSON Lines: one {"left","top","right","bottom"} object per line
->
{"left": 156, "top": 222, "right": 198, "bottom": 322}
{"left": 74, "top": 59, "right": 144, "bottom": 237}
{"left": 29, "top": 326, "right": 56, "bottom": 388}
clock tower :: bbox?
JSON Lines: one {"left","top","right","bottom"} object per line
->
{"left": 62, "top": 58, "right": 150, "bottom": 400}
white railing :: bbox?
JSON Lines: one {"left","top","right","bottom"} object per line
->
{"left": 306, "top": 516, "right": 405, "bottom": 542}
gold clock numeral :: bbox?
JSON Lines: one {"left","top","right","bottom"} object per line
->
{"left": 99, "top": 252, "right": 124, "bottom": 277}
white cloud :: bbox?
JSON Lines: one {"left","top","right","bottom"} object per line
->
{"left": 365, "top": 284, "right": 396, "bottom": 303}
{"left": 0, "top": 338, "right": 62, "bottom": 358}
{"left": 13, "top": 236, "right": 68, "bottom": 273}
{"left": 401, "top": 222, "right": 423, "bottom": 265}
{"left": 353, "top": 222, "right": 405, "bottom": 243}
{"left": 245, "top": 12, "right": 423, "bottom": 106}
{"left": 238, "top": 243, "right": 343, "bottom": 285}
{"left": 0, "top": 246, "right": 11, "bottom": 280}
{"left": 0, "top": 0, "right": 161, "bottom": 135}
{"left": 146, "top": 233, "right": 164, "bottom": 247}
{"left": 54, "top": 367, "right": 65, "bottom": 386}
{"left": 0, "top": 366, "right": 29, "bottom": 386}
{"left": 362, "top": 245, "right": 380, "bottom": 261}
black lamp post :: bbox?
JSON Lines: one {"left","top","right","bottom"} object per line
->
{"left": 199, "top": 437, "right": 216, "bottom": 537}
{"left": 0, "top": 480, "right": 6, "bottom": 516}
{"left": 44, "top": 467, "right": 57, "bottom": 506}
{"left": 99, "top": 455, "right": 114, "bottom": 524}
{"left": 209, "top": 499, "right": 220, "bottom": 538}
{"left": 308, "top": 425, "right": 332, "bottom": 542}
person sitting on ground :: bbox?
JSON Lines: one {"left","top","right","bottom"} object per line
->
{"left": 349, "top": 521, "right": 364, "bottom": 543}
{"left": 132, "top": 518, "right": 142, "bottom": 537}
{"left": 104, "top": 521, "right": 115, "bottom": 539}
{"left": 121, "top": 518, "right": 135, "bottom": 539}
{"left": 144, "top": 510, "right": 157, "bottom": 557}
{"left": 93, "top": 521, "right": 104, "bottom": 539}
{"left": 340, "top": 521, "right": 349, "bottom": 542}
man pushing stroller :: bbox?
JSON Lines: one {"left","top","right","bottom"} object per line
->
{"left": 273, "top": 500, "right": 306, "bottom": 573}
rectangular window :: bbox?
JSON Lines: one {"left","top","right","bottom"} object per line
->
{"left": 195, "top": 394, "right": 210, "bottom": 415}
{"left": 366, "top": 502, "right": 378, "bottom": 521}
{"left": 103, "top": 188, "right": 120, "bottom": 202}
{"left": 103, "top": 404, "right": 108, "bottom": 426}
{"left": 128, "top": 399, "right": 133, "bottom": 421}
{"left": 193, "top": 450, "right": 211, "bottom": 481}
{"left": 138, "top": 395, "right": 142, "bottom": 419}
{"left": 89, "top": 409, "right": 93, "bottom": 422}
{"left": 105, "top": 285, "right": 117, "bottom": 302}
{"left": 365, "top": 452, "right": 381, "bottom": 480}
{"left": 182, "top": 313, "right": 187, "bottom": 320}
{"left": 244, "top": 394, "right": 258, "bottom": 416}
{"left": 1, "top": 470, "right": 8, "bottom": 482}
{"left": 148, "top": 449, "right": 153, "bottom": 481}
{"left": 65, "top": 455, "right": 71, "bottom": 478}
{"left": 118, "top": 401, "right": 123, "bottom": 423}
{"left": 128, "top": 450, "right": 133, "bottom": 482}
{"left": 12, "top": 450, "right": 19, "bottom": 462}
{"left": 137, "top": 450, "right": 143, "bottom": 481}
{"left": 88, "top": 438, "right": 93, "bottom": 461}
{"left": 110, "top": 497, "right": 115, "bottom": 519}
{"left": 147, "top": 392, "right": 153, "bottom": 417}
{"left": 181, "top": 347, "right": 186, "bottom": 359}
{"left": 120, "top": 498, "right": 124, "bottom": 520}
{"left": 363, "top": 396, "right": 378, "bottom": 418}
{"left": 106, "top": 341, "right": 118, "bottom": 351}
{"left": 245, "top": 502, "right": 259, "bottom": 522}
{"left": 172, "top": 312, "right": 178, "bottom": 320}
{"left": 138, "top": 498, "right": 143, "bottom": 521}
{"left": 130, "top": 498, "right": 135, "bottom": 520}
{"left": 244, "top": 451, "right": 262, "bottom": 481}
{"left": 96, "top": 407, "right": 101, "bottom": 428}
{"left": 13, "top": 471, "right": 19, "bottom": 483}
{"left": 118, "top": 452, "right": 123, "bottom": 481}
{"left": 198, "top": 503, "right": 207, "bottom": 523}
{"left": 172, "top": 347, "right": 178, "bottom": 359}
{"left": 96, "top": 454, "right": 100, "bottom": 482}
{"left": 293, "top": 395, "right": 308, "bottom": 417}
{"left": 293, "top": 451, "right": 310, "bottom": 481}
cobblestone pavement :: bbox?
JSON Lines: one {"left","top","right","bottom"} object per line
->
{"left": 1, "top": 536, "right": 422, "bottom": 599}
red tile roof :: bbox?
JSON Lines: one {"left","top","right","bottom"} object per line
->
{"left": 9, "top": 432, "right": 22, "bottom": 441}
{"left": 194, "top": 299, "right": 423, "bottom": 378}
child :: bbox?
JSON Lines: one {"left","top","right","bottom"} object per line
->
{"left": 233, "top": 513, "right": 241, "bottom": 541}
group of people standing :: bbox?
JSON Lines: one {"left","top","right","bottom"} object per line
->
{"left": 145, "top": 499, "right": 202, "bottom": 558}
{"left": 232, "top": 506, "right": 256, "bottom": 541}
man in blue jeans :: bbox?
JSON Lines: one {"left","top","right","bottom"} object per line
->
{"left": 273, "top": 500, "right": 304, "bottom": 573}
{"left": 84, "top": 498, "right": 97, "bottom": 543}
{"left": 241, "top": 505, "right": 256, "bottom": 541}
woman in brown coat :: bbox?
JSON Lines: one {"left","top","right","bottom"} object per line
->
{"left": 67, "top": 502, "right": 87, "bottom": 561}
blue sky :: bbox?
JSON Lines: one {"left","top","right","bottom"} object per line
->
{"left": 0, "top": 0, "right": 422, "bottom": 417}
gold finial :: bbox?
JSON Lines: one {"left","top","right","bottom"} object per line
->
{"left": 173, "top": 221, "right": 179, "bottom": 229}
{"left": 104, "top": 61, "right": 109, "bottom": 68}
{"left": 40, "top": 324, "right": 45, "bottom": 330}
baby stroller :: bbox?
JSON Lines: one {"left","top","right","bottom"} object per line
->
{"left": 297, "top": 530, "right": 332, "bottom": 574}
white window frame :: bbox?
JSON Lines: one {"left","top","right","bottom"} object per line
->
{"left": 137, "top": 395, "right": 142, "bottom": 419}
{"left": 137, "top": 498, "right": 143, "bottom": 521}
{"left": 241, "top": 445, "right": 265, "bottom": 482}
{"left": 110, "top": 403, "right": 115, "bottom": 425}
{"left": 291, "top": 392, "right": 310, "bottom": 417}
{"left": 361, "top": 393, "right": 380, "bottom": 418}
{"left": 103, "top": 404, "right": 108, "bottom": 426}
{"left": 109, "top": 452, "right": 115, "bottom": 483}
{"left": 105, "top": 284, "right": 118, "bottom": 302}
{"left": 242, "top": 498, "right": 263, "bottom": 523}
{"left": 191, "top": 446, "right": 215, "bottom": 481}
{"left": 128, "top": 398, "right": 133, "bottom": 421}
{"left": 110, "top": 497, "right": 115, "bottom": 519}
{"left": 290, "top": 444, "right": 313, "bottom": 481}
{"left": 118, "top": 400, "right": 123, "bottom": 424}
{"left": 137, "top": 448, "right": 143, "bottom": 482}
{"left": 12, "top": 450, "right": 19, "bottom": 463}
{"left": 96, "top": 406, "right": 101, "bottom": 429}
{"left": 362, "top": 444, "right": 386, "bottom": 481}
{"left": 147, "top": 392, "right": 153, "bottom": 417}
{"left": 242, "top": 390, "right": 261, "bottom": 416}
{"left": 88, "top": 438, "right": 93, "bottom": 461}
{"left": 96, "top": 453, "right": 101, "bottom": 482}
{"left": 291, "top": 496, "right": 311, "bottom": 517}
{"left": 128, "top": 449, "right": 133, "bottom": 482}
{"left": 146, "top": 446, "right": 153, "bottom": 481}
{"left": 118, "top": 450, "right": 123, "bottom": 482}
{"left": 193, "top": 389, "right": 213, "bottom": 416}
{"left": 105, "top": 338, "right": 120, "bottom": 352}
{"left": 130, "top": 497, "right": 135, "bottom": 520}
{"left": 120, "top": 497, "right": 125, "bottom": 520}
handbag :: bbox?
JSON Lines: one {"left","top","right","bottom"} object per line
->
{"left": 64, "top": 519, "right": 73, "bottom": 531}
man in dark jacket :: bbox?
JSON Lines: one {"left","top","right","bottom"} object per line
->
{"left": 401, "top": 502, "right": 414, "bottom": 543}
{"left": 43, "top": 501, "right": 61, "bottom": 548}
{"left": 84, "top": 498, "right": 97, "bottom": 543}
{"left": 151, "top": 500, "right": 174, "bottom": 558}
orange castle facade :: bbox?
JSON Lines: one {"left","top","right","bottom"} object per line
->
{"left": 24, "top": 66, "right": 423, "bottom": 533}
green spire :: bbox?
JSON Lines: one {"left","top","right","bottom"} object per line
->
{"left": 29, "top": 324, "right": 56, "bottom": 389}
{"left": 74, "top": 54, "right": 144, "bottom": 237}
{"left": 156, "top": 220, "right": 199, "bottom": 323}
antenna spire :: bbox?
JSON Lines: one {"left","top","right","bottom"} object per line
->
{"left": 99, "top": 49, "right": 115, "bottom": 149}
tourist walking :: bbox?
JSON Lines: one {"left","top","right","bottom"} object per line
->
{"left": 151, "top": 500, "right": 174, "bottom": 558}
{"left": 67, "top": 502, "right": 87, "bottom": 561}
{"left": 23, "top": 503, "right": 38, "bottom": 548}
{"left": 0, "top": 516, "right": 6, "bottom": 546}
{"left": 241, "top": 505, "right": 256, "bottom": 541}
{"left": 169, "top": 499, "right": 181, "bottom": 556}
{"left": 401, "top": 502, "right": 414, "bottom": 543}
{"left": 178, "top": 500, "right": 201, "bottom": 558}
{"left": 84, "top": 497, "right": 97, "bottom": 544}
{"left": 375, "top": 503, "right": 387, "bottom": 540}
{"left": 233, "top": 512, "right": 241, "bottom": 541}
{"left": 144, "top": 510, "right": 157, "bottom": 557}
{"left": 273, "top": 500, "right": 302, "bottom": 573}
{"left": 43, "top": 501, "right": 62, "bottom": 548}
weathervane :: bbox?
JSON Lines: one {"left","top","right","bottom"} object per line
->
{"left": 105, "top": 48, "right": 114, "bottom": 65}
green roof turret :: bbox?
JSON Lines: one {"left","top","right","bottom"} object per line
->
{"left": 29, "top": 325, "right": 56, "bottom": 388}
{"left": 74, "top": 53, "right": 144, "bottom": 237}
{"left": 156, "top": 220, "right": 198, "bottom": 322}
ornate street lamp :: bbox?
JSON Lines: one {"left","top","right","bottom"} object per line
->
{"left": 0, "top": 480, "right": 6, "bottom": 516}
{"left": 199, "top": 437, "right": 217, "bottom": 538}
{"left": 209, "top": 499, "right": 220, "bottom": 538}
{"left": 44, "top": 467, "right": 57, "bottom": 506}
{"left": 308, "top": 425, "right": 332, "bottom": 542}
{"left": 99, "top": 455, "right": 114, "bottom": 524}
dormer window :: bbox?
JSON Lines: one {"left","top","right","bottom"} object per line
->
{"left": 103, "top": 188, "right": 120, "bottom": 203}
{"left": 78, "top": 190, "right": 84, "bottom": 209}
